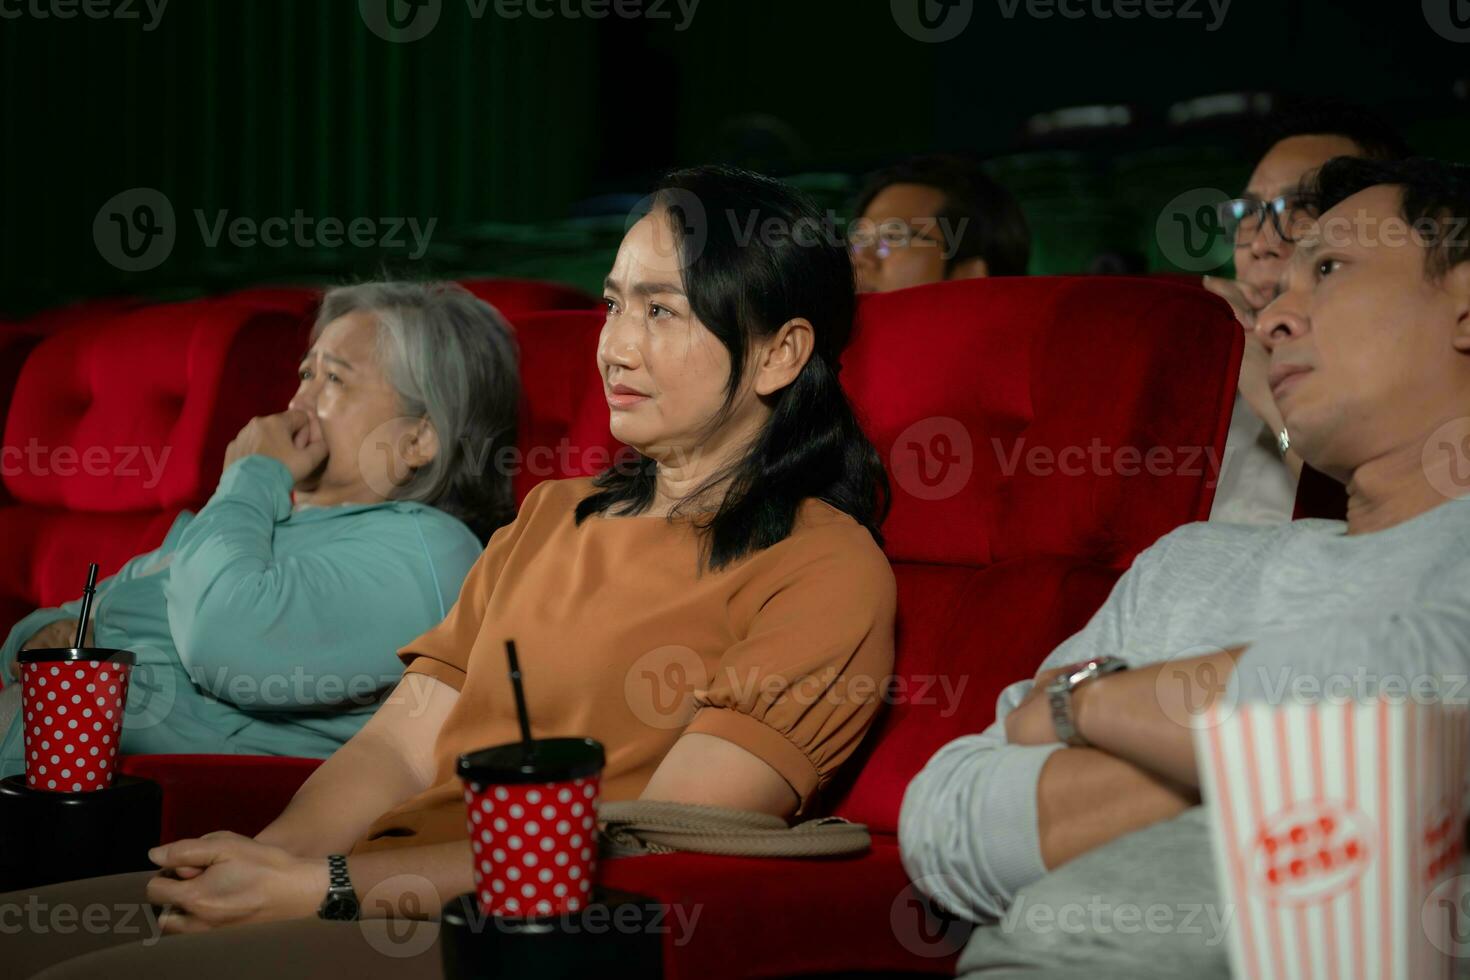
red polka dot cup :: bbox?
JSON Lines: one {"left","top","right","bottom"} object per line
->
{"left": 17, "top": 648, "right": 135, "bottom": 793}
{"left": 457, "top": 737, "right": 605, "bottom": 920}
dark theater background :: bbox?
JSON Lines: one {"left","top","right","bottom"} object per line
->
{"left": 1, "top": 0, "right": 1466, "bottom": 314}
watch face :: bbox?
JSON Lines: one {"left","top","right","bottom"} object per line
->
{"left": 1056, "top": 657, "right": 1125, "bottom": 689}
{"left": 322, "top": 894, "right": 359, "bottom": 920}
{"left": 1063, "top": 661, "right": 1096, "bottom": 685}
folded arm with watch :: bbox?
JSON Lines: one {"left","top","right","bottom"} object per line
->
{"left": 1006, "top": 646, "right": 1248, "bottom": 787}
{"left": 1044, "top": 656, "right": 1130, "bottom": 748}
{"left": 1004, "top": 646, "right": 1248, "bottom": 870}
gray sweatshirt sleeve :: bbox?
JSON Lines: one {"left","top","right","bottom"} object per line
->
{"left": 897, "top": 683, "right": 1064, "bottom": 922}
{"left": 897, "top": 534, "right": 1169, "bottom": 923}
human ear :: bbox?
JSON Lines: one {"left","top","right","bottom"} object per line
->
{"left": 1444, "top": 262, "right": 1470, "bottom": 354}
{"left": 401, "top": 418, "right": 440, "bottom": 468}
{"left": 752, "top": 318, "right": 814, "bottom": 397}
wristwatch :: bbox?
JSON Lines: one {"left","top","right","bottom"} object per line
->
{"left": 1045, "top": 656, "right": 1128, "bottom": 747}
{"left": 317, "top": 854, "right": 360, "bottom": 921}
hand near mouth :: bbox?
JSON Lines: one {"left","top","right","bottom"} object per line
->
{"left": 1203, "top": 275, "right": 1272, "bottom": 331}
{"left": 223, "top": 410, "right": 329, "bottom": 482}
{"left": 1203, "top": 276, "right": 1303, "bottom": 477}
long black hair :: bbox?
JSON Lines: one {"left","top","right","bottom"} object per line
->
{"left": 574, "top": 165, "right": 889, "bottom": 572}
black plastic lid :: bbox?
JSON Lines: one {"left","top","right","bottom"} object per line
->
{"left": 457, "top": 737, "right": 604, "bottom": 785}
{"left": 16, "top": 647, "right": 135, "bottom": 666}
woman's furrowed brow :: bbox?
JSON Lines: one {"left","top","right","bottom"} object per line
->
{"left": 628, "top": 280, "right": 686, "bottom": 298}
{"left": 604, "top": 275, "right": 685, "bottom": 298}
{"left": 298, "top": 349, "right": 355, "bottom": 371}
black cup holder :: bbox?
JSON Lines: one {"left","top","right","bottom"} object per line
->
{"left": 439, "top": 886, "right": 666, "bottom": 979}
{"left": 0, "top": 773, "right": 162, "bottom": 890}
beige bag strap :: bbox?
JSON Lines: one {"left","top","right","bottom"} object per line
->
{"left": 596, "top": 800, "right": 870, "bottom": 858}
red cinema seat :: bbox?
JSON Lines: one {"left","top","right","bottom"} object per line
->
{"left": 458, "top": 278, "right": 600, "bottom": 317}
{"left": 0, "top": 299, "right": 150, "bottom": 510}
{"left": 117, "top": 276, "right": 1241, "bottom": 980}
{"left": 0, "top": 278, "right": 598, "bottom": 657}
{"left": 0, "top": 327, "right": 46, "bottom": 505}
{"left": 593, "top": 276, "right": 1242, "bottom": 979}
{"left": 829, "top": 276, "right": 1241, "bottom": 832}
{"left": 0, "top": 295, "right": 311, "bottom": 653}
{"left": 504, "top": 309, "right": 627, "bottom": 503}
{"left": 216, "top": 276, "right": 599, "bottom": 325}
{"left": 20, "top": 296, "right": 147, "bottom": 334}
{"left": 120, "top": 307, "right": 624, "bottom": 842}
{"left": 211, "top": 286, "right": 322, "bottom": 319}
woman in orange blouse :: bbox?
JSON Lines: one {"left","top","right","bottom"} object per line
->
{"left": 8, "top": 166, "right": 896, "bottom": 977}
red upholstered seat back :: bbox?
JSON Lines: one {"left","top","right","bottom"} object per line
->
{"left": 0, "top": 509, "right": 184, "bottom": 639}
{"left": 0, "top": 301, "right": 143, "bottom": 504}
{"left": 223, "top": 278, "right": 599, "bottom": 324}
{"left": 459, "top": 278, "right": 600, "bottom": 317}
{"left": 0, "top": 295, "right": 310, "bottom": 631}
{"left": 506, "top": 310, "right": 627, "bottom": 503}
{"left": 476, "top": 280, "right": 1242, "bottom": 834}
{"left": 464, "top": 285, "right": 609, "bottom": 504}
{"left": 0, "top": 279, "right": 603, "bottom": 639}
{"left": 0, "top": 275, "right": 1242, "bottom": 850}
{"left": 21, "top": 296, "right": 147, "bottom": 334}
{"left": 3, "top": 298, "right": 307, "bottom": 512}
{"left": 0, "top": 327, "right": 45, "bottom": 504}
{"left": 826, "top": 276, "right": 1243, "bottom": 831}
{"left": 469, "top": 282, "right": 1241, "bottom": 834}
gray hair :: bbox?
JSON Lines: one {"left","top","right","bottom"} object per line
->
{"left": 313, "top": 281, "right": 520, "bottom": 540}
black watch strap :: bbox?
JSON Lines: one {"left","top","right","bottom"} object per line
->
{"left": 317, "top": 854, "right": 360, "bottom": 921}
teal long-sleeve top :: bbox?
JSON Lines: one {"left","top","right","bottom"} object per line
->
{"left": 0, "top": 455, "right": 484, "bottom": 777}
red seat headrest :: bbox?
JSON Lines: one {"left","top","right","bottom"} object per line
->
{"left": 846, "top": 276, "right": 1242, "bottom": 569}
{"left": 507, "top": 310, "right": 626, "bottom": 502}
{"left": 458, "top": 278, "right": 600, "bottom": 317}
{"left": 2, "top": 297, "right": 308, "bottom": 511}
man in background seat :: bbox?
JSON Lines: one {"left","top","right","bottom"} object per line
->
{"left": 850, "top": 153, "right": 1031, "bottom": 293}
{"left": 1205, "top": 100, "right": 1409, "bottom": 524}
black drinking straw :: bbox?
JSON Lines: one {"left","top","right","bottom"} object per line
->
{"left": 73, "top": 562, "right": 99, "bottom": 649}
{"left": 505, "top": 640, "right": 535, "bottom": 757}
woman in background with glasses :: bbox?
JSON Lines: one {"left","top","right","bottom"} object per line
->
{"left": 848, "top": 153, "right": 1031, "bottom": 294}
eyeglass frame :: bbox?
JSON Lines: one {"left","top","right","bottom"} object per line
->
{"left": 847, "top": 219, "right": 947, "bottom": 260}
{"left": 1216, "top": 191, "right": 1316, "bottom": 246}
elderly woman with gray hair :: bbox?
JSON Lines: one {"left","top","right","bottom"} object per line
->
{"left": 0, "top": 281, "right": 519, "bottom": 775}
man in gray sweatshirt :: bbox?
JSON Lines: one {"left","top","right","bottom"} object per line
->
{"left": 899, "top": 155, "right": 1470, "bottom": 978}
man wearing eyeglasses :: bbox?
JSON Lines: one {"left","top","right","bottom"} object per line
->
{"left": 903, "top": 152, "right": 1470, "bottom": 979}
{"left": 1203, "top": 101, "right": 1409, "bottom": 524}
{"left": 849, "top": 153, "right": 1031, "bottom": 294}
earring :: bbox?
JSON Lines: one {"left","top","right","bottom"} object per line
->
{"left": 1276, "top": 427, "right": 1291, "bottom": 457}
